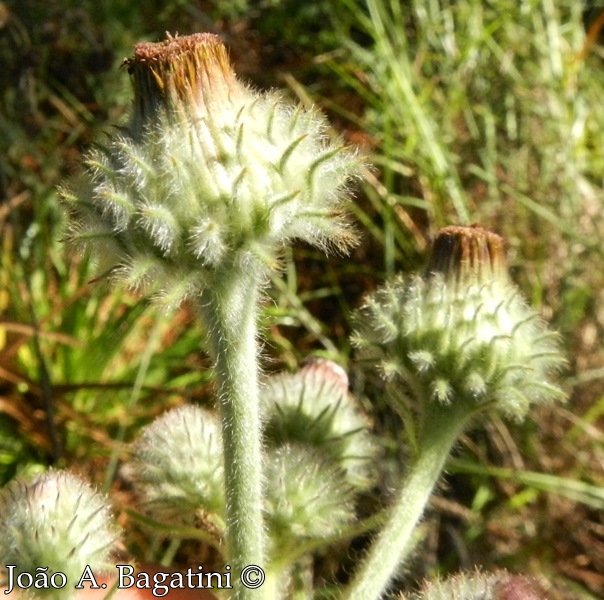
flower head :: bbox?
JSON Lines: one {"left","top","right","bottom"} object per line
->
{"left": 127, "top": 405, "right": 224, "bottom": 528}
{"left": 0, "top": 471, "right": 120, "bottom": 594}
{"left": 264, "top": 443, "right": 355, "bottom": 555}
{"left": 262, "top": 359, "right": 379, "bottom": 489}
{"left": 62, "top": 33, "right": 360, "bottom": 306}
{"left": 353, "top": 225, "right": 565, "bottom": 420}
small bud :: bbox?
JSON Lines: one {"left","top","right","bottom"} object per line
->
{"left": 264, "top": 443, "right": 355, "bottom": 554}
{"left": 262, "top": 359, "right": 379, "bottom": 489}
{"left": 408, "top": 570, "right": 546, "bottom": 600}
{"left": 63, "top": 33, "right": 361, "bottom": 306}
{"left": 353, "top": 225, "right": 565, "bottom": 421}
{"left": 494, "top": 574, "right": 547, "bottom": 600}
{"left": 128, "top": 405, "right": 224, "bottom": 528}
{"left": 0, "top": 471, "right": 120, "bottom": 595}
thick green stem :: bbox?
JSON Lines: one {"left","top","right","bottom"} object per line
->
{"left": 344, "top": 403, "right": 470, "bottom": 600}
{"left": 200, "top": 267, "right": 266, "bottom": 599}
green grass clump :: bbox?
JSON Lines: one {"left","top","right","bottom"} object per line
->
{"left": 330, "top": 1, "right": 604, "bottom": 308}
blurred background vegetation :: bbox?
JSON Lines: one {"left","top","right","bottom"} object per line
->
{"left": 1, "top": 1, "right": 603, "bottom": 598}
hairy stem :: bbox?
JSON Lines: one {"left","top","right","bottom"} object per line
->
{"left": 200, "top": 266, "right": 266, "bottom": 599}
{"left": 344, "top": 402, "right": 470, "bottom": 600}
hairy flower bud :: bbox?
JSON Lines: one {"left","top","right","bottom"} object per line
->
{"left": 0, "top": 471, "right": 120, "bottom": 596}
{"left": 262, "top": 359, "right": 379, "bottom": 489}
{"left": 408, "top": 570, "right": 546, "bottom": 600}
{"left": 264, "top": 443, "right": 355, "bottom": 554}
{"left": 353, "top": 225, "right": 564, "bottom": 420}
{"left": 62, "top": 33, "right": 360, "bottom": 306}
{"left": 128, "top": 405, "right": 224, "bottom": 528}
